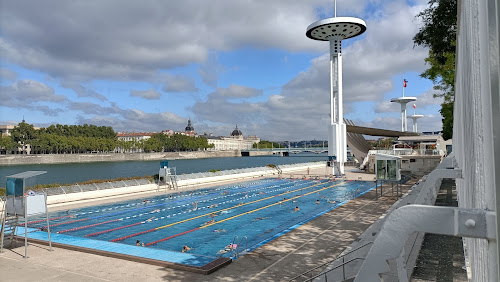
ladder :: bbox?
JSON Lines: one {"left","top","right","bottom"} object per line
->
{"left": 275, "top": 165, "right": 282, "bottom": 175}
{"left": 1, "top": 215, "right": 19, "bottom": 250}
{"left": 230, "top": 235, "right": 248, "bottom": 258}
{"left": 168, "top": 168, "right": 178, "bottom": 190}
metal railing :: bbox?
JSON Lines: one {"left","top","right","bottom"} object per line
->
{"left": 289, "top": 242, "right": 373, "bottom": 282}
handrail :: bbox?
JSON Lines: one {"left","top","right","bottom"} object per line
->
{"left": 303, "top": 257, "right": 365, "bottom": 282}
{"left": 288, "top": 242, "right": 373, "bottom": 281}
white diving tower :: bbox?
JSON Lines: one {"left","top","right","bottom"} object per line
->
{"left": 306, "top": 8, "right": 366, "bottom": 175}
{"left": 391, "top": 80, "right": 416, "bottom": 132}
{"left": 409, "top": 114, "right": 424, "bottom": 132}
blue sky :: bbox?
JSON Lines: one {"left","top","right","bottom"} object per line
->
{"left": 0, "top": 0, "right": 442, "bottom": 141}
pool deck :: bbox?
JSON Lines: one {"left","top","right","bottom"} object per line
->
{"left": 0, "top": 165, "right": 415, "bottom": 281}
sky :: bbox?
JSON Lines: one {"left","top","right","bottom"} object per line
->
{"left": 0, "top": 0, "right": 443, "bottom": 141}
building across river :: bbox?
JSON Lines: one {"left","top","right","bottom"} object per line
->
{"left": 205, "top": 124, "right": 260, "bottom": 151}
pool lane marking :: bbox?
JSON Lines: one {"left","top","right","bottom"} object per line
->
{"left": 86, "top": 222, "right": 144, "bottom": 237}
{"left": 40, "top": 179, "right": 293, "bottom": 227}
{"left": 81, "top": 181, "right": 314, "bottom": 237}
{"left": 110, "top": 180, "right": 330, "bottom": 242}
{"left": 145, "top": 181, "right": 348, "bottom": 246}
{"left": 26, "top": 215, "right": 72, "bottom": 225}
{"left": 57, "top": 219, "right": 122, "bottom": 234}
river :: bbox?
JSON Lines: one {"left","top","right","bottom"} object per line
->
{"left": 0, "top": 153, "right": 327, "bottom": 185}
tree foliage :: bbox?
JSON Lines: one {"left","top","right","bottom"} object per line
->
{"left": 413, "top": 0, "right": 457, "bottom": 140}
{"left": 5, "top": 122, "right": 214, "bottom": 154}
{"left": 253, "top": 140, "right": 284, "bottom": 149}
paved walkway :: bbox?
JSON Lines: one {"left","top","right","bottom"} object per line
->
{"left": 1, "top": 165, "right": 415, "bottom": 281}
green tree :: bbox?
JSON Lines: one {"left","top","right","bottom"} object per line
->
{"left": 253, "top": 140, "right": 284, "bottom": 149}
{"left": 413, "top": 0, "right": 457, "bottom": 140}
{"left": 0, "top": 136, "right": 15, "bottom": 152}
{"left": 10, "top": 121, "right": 38, "bottom": 154}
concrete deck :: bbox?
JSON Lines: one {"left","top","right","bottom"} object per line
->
{"left": 0, "top": 165, "right": 415, "bottom": 281}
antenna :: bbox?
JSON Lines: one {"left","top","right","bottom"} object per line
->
{"left": 334, "top": 0, "right": 337, "bottom": 17}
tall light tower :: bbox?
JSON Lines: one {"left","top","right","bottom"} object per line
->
{"left": 306, "top": 5, "right": 366, "bottom": 175}
{"left": 391, "top": 79, "right": 417, "bottom": 132}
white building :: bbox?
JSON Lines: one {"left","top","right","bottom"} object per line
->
{"left": 206, "top": 125, "right": 260, "bottom": 151}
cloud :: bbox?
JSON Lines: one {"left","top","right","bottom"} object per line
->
{"left": 130, "top": 89, "right": 161, "bottom": 100}
{"left": 0, "top": 80, "right": 67, "bottom": 106}
{"left": 0, "top": 68, "right": 17, "bottom": 81}
{"left": 60, "top": 80, "right": 107, "bottom": 101}
{"left": 0, "top": 80, "right": 67, "bottom": 116}
{"left": 217, "top": 84, "right": 263, "bottom": 98}
{"left": 198, "top": 52, "right": 223, "bottom": 87}
{"left": 76, "top": 110, "right": 187, "bottom": 133}
{"left": 69, "top": 102, "right": 121, "bottom": 115}
{"left": 161, "top": 74, "right": 198, "bottom": 93}
{"left": 190, "top": 1, "right": 436, "bottom": 140}
{"left": 0, "top": 0, "right": 344, "bottom": 84}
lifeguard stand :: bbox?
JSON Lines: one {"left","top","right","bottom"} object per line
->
{"left": 374, "top": 154, "right": 402, "bottom": 199}
{"left": 0, "top": 171, "right": 52, "bottom": 258}
{"left": 158, "top": 160, "right": 178, "bottom": 190}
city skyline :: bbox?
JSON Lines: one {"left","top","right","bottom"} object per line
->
{"left": 0, "top": 0, "right": 442, "bottom": 141}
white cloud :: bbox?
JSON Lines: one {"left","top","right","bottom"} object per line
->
{"left": 130, "top": 89, "right": 161, "bottom": 100}
{"left": 161, "top": 74, "right": 198, "bottom": 93}
{"left": 217, "top": 84, "right": 263, "bottom": 98}
{"left": 0, "top": 80, "right": 67, "bottom": 116}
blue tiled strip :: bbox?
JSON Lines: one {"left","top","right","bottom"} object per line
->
{"left": 16, "top": 227, "right": 216, "bottom": 267}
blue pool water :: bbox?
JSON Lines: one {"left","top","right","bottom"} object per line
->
{"left": 27, "top": 178, "right": 376, "bottom": 259}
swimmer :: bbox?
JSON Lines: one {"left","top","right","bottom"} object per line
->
{"left": 294, "top": 206, "right": 300, "bottom": 212}
{"left": 210, "top": 212, "right": 217, "bottom": 218}
{"left": 203, "top": 219, "right": 215, "bottom": 226}
{"left": 169, "top": 195, "right": 173, "bottom": 199}
{"left": 213, "top": 229, "right": 226, "bottom": 233}
{"left": 145, "top": 216, "right": 155, "bottom": 222}
{"left": 136, "top": 240, "right": 141, "bottom": 246}
{"left": 316, "top": 199, "right": 320, "bottom": 204}
{"left": 182, "top": 245, "right": 191, "bottom": 253}
{"left": 253, "top": 217, "right": 270, "bottom": 221}
{"left": 152, "top": 209, "right": 160, "bottom": 213}
{"left": 226, "top": 243, "right": 237, "bottom": 250}
{"left": 193, "top": 202, "right": 198, "bottom": 211}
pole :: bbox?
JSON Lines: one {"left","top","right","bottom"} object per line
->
{"left": 45, "top": 194, "right": 52, "bottom": 251}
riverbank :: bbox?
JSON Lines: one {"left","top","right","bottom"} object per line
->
{"left": 0, "top": 150, "right": 275, "bottom": 166}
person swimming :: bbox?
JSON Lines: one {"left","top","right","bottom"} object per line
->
{"left": 136, "top": 240, "right": 141, "bottom": 246}
{"left": 294, "top": 206, "right": 300, "bottom": 212}
{"left": 182, "top": 245, "right": 191, "bottom": 252}
{"left": 316, "top": 199, "right": 320, "bottom": 204}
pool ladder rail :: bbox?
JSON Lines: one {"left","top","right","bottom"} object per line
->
{"left": 230, "top": 235, "right": 248, "bottom": 259}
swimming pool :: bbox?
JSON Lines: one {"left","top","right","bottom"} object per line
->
{"left": 25, "top": 178, "right": 376, "bottom": 261}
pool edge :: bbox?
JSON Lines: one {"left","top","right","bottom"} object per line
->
{"left": 19, "top": 236, "right": 232, "bottom": 275}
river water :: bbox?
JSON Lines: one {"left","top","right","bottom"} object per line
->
{"left": 0, "top": 153, "right": 327, "bottom": 185}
